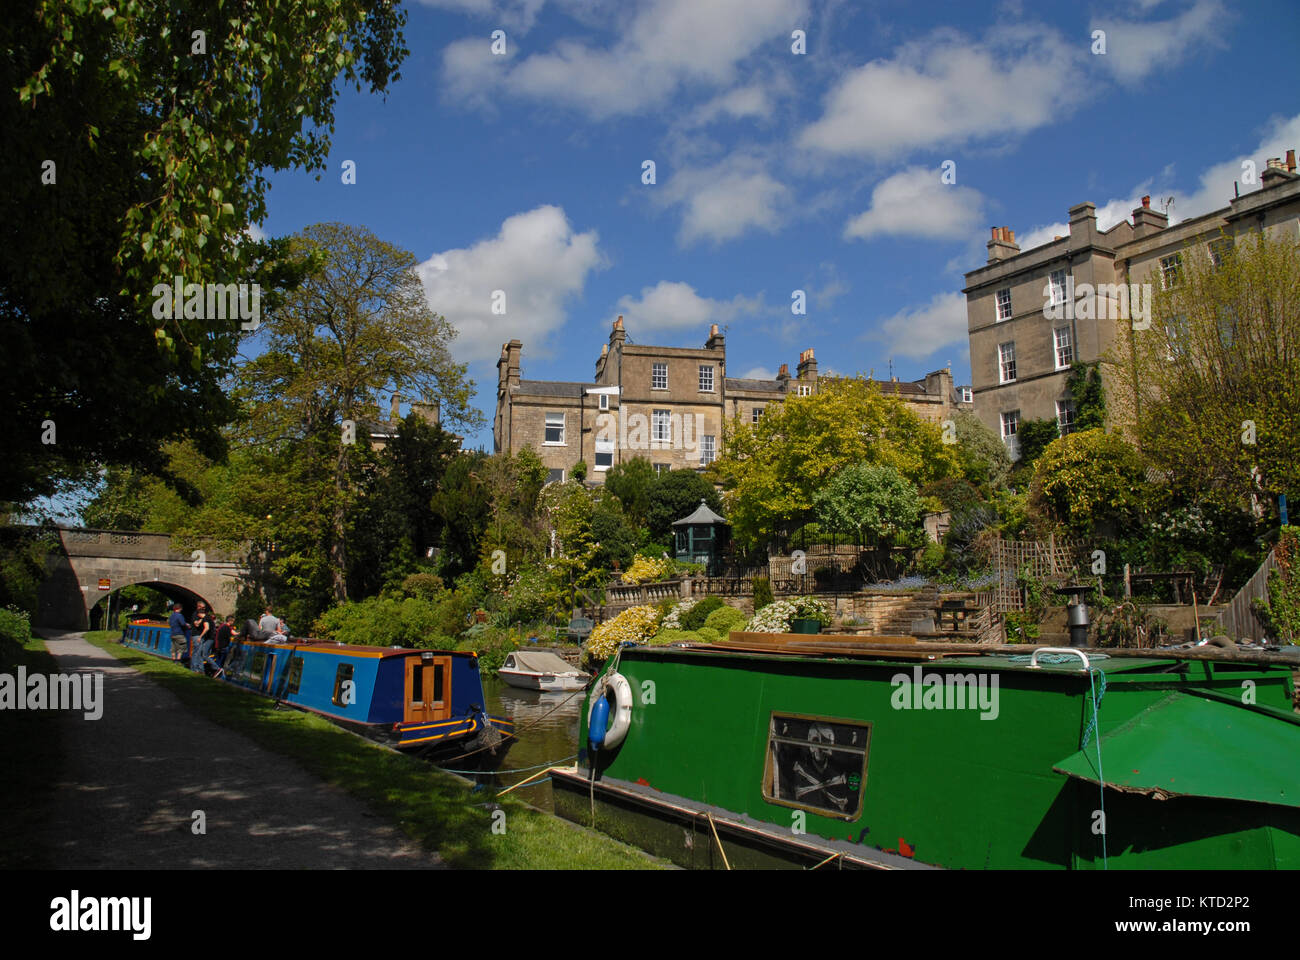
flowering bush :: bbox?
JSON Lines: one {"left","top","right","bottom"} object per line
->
{"left": 661, "top": 597, "right": 699, "bottom": 629}
{"left": 586, "top": 604, "right": 663, "bottom": 659}
{"left": 621, "top": 553, "right": 676, "bottom": 584}
{"left": 745, "top": 596, "right": 830, "bottom": 633}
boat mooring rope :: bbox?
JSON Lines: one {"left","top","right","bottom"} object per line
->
{"left": 435, "top": 753, "right": 577, "bottom": 778}
{"left": 1082, "top": 668, "right": 1109, "bottom": 870}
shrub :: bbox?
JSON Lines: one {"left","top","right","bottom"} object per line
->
{"left": 704, "top": 605, "right": 747, "bottom": 638}
{"left": 0, "top": 606, "right": 33, "bottom": 660}
{"left": 752, "top": 576, "right": 774, "bottom": 610}
{"left": 401, "top": 572, "right": 445, "bottom": 601}
{"left": 459, "top": 625, "right": 520, "bottom": 673}
{"left": 660, "top": 597, "right": 698, "bottom": 629}
{"left": 648, "top": 628, "right": 701, "bottom": 645}
{"left": 621, "top": 553, "right": 675, "bottom": 584}
{"left": 586, "top": 604, "right": 662, "bottom": 659}
{"left": 680, "top": 596, "right": 724, "bottom": 630}
{"left": 696, "top": 626, "right": 721, "bottom": 643}
{"left": 745, "top": 596, "right": 830, "bottom": 633}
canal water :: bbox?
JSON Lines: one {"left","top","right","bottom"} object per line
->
{"left": 472, "top": 677, "right": 584, "bottom": 812}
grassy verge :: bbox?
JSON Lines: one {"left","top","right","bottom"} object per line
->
{"left": 0, "top": 624, "right": 63, "bottom": 868}
{"left": 84, "top": 631, "right": 663, "bottom": 870}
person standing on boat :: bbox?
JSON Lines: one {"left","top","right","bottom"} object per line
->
{"left": 212, "top": 614, "right": 235, "bottom": 672}
{"left": 168, "top": 602, "right": 189, "bottom": 662}
{"left": 191, "top": 602, "right": 215, "bottom": 673}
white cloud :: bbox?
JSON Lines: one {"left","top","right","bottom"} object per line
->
{"left": 799, "top": 24, "right": 1084, "bottom": 160}
{"left": 844, "top": 166, "right": 986, "bottom": 241}
{"left": 416, "top": 205, "right": 605, "bottom": 364}
{"left": 683, "top": 85, "right": 774, "bottom": 128}
{"left": 1091, "top": 0, "right": 1227, "bottom": 84}
{"left": 440, "top": 0, "right": 809, "bottom": 119}
{"left": 658, "top": 155, "right": 790, "bottom": 245}
{"left": 740, "top": 365, "right": 775, "bottom": 380}
{"left": 415, "top": 0, "right": 549, "bottom": 33}
{"left": 871, "top": 291, "right": 968, "bottom": 360}
{"left": 801, "top": 8, "right": 1227, "bottom": 162}
{"left": 614, "top": 280, "right": 762, "bottom": 334}
{"left": 1013, "top": 112, "right": 1300, "bottom": 253}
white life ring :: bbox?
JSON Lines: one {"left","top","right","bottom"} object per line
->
{"left": 589, "top": 671, "right": 634, "bottom": 749}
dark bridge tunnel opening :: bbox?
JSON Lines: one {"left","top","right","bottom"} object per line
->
{"left": 89, "top": 581, "right": 218, "bottom": 632}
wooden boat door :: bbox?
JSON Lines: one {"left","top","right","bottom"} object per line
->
{"left": 404, "top": 655, "right": 452, "bottom": 725}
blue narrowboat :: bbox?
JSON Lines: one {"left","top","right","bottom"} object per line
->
{"left": 120, "top": 620, "right": 515, "bottom": 766}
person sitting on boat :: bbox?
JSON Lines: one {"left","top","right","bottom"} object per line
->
{"left": 258, "top": 606, "right": 280, "bottom": 636}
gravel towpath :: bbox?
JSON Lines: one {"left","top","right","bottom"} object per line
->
{"left": 35, "top": 631, "right": 444, "bottom": 869}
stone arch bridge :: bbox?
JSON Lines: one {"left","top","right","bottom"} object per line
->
{"left": 34, "top": 527, "right": 250, "bottom": 630}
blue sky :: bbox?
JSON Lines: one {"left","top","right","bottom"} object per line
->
{"left": 256, "top": 0, "right": 1300, "bottom": 452}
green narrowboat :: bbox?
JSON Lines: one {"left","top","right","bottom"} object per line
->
{"left": 553, "top": 633, "right": 1300, "bottom": 869}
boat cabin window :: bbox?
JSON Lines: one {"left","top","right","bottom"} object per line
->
{"left": 249, "top": 651, "right": 267, "bottom": 685}
{"left": 411, "top": 662, "right": 446, "bottom": 705}
{"left": 332, "top": 663, "right": 355, "bottom": 707}
{"left": 762, "top": 713, "right": 869, "bottom": 821}
{"left": 287, "top": 656, "right": 304, "bottom": 695}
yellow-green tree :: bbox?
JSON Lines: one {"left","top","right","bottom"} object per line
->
{"left": 1113, "top": 229, "right": 1300, "bottom": 516}
{"left": 711, "top": 377, "right": 963, "bottom": 550}
{"left": 1030, "top": 429, "right": 1151, "bottom": 536}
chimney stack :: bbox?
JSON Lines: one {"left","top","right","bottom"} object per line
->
{"left": 796, "top": 347, "right": 818, "bottom": 383}
{"left": 987, "top": 225, "right": 1020, "bottom": 263}
{"left": 777, "top": 363, "right": 790, "bottom": 382}
{"left": 705, "top": 322, "right": 725, "bottom": 351}
{"left": 1131, "top": 196, "right": 1167, "bottom": 240}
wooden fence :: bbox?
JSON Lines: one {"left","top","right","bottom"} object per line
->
{"left": 1212, "top": 548, "right": 1277, "bottom": 642}
{"left": 990, "top": 535, "right": 1086, "bottom": 613}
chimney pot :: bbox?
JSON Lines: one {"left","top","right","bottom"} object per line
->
{"left": 1007, "top": 229, "right": 1015, "bottom": 244}
{"left": 1142, "top": 195, "right": 1150, "bottom": 208}
{"left": 615, "top": 315, "right": 624, "bottom": 329}
{"left": 1288, "top": 149, "right": 1297, "bottom": 173}
{"left": 1267, "top": 157, "right": 1284, "bottom": 170}
{"left": 991, "top": 227, "right": 999, "bottom": 241}
{"left": 710, "top": 323, "right": 718, "bottom": 336}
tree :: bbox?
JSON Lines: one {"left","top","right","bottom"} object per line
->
{"left": 1016, "top": 418, "right": 1061, "bottom": 468}
{"left": 712, "top": 377, "right": 963, "bottom": 550}
{"left": 1114, "top": 229, "right": 1300, "bottom": 517}
{"left": 1, "top": 2, "right": 409, "bottom": 504}
{"left": 645, "top": 470, "right": 724, "bottom": 546}
{"left": 236, "top": 223, "right": 479, "bottom": 602}
{"left": 348, "top": 415, "right": 461, "bottom": 597}
{"left": 1030, "top": 429, "right": 1151, "bottom": 536}
{"left": 432, "top": 452, "right": 492, "bottom": 581}
{"left": 604, "top": 457, "right": 656, "bottom": 527}
{"left": 813, "top": 464, "right": 923, "bottom": 546}
{"left": 950, "top": 412, "right": 1012, "bottom": 488}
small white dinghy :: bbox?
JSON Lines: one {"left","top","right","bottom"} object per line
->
{"left": 499, "top": 651, "right": 590, "bottom": 692}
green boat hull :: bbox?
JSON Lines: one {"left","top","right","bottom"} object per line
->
{"left": 566, "top": 642, "right": 1300, "bottom": 869}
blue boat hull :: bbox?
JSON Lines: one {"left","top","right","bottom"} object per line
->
{"left": 120, "top": 621, "right": 515, "bottom": 768}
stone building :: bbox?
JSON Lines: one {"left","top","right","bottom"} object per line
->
{"left": 964, "top": 149, "right": 1300, "bottom": 459}
{"left": 494, "top": 317, "right": 972, "bottom": 483}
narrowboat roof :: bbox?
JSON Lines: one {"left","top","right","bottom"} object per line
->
{"left": 1053, "top": 691, "right": 1300, "bottom": 808}
{"left": 620, "top": 633, "right": 1300, "bottom": 674}
{"left": 236, "top": 638, "right": 482, "bottom": 661}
